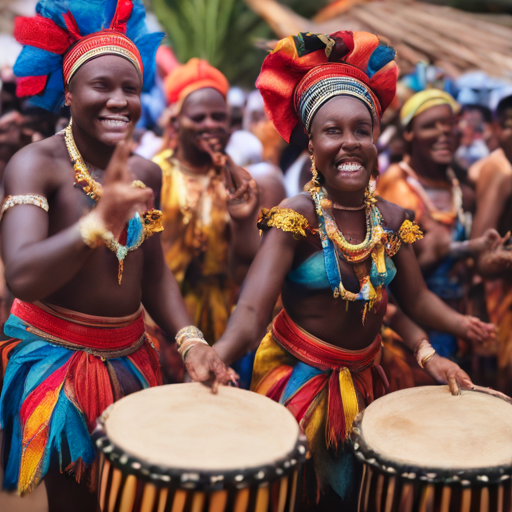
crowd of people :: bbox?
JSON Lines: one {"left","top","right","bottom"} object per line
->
{"left": 1, "top": 0, "right": 512, "bottom": 511}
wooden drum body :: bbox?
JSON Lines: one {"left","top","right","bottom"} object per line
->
{"left": 351, "top": 386, "right": 512, "bottom": 512}
{"left": 93, "top": 383, "right": 307, "bottom": 512}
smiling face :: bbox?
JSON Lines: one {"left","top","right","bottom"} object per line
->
{"left": 176, "top": 87, "right": 230, "bottom": 158}
{"left": 65, "top": 54, "right": 142, "bottom": 145}
{"left": 308, "top": 95, "right": 377, "bottom": 194}
{"left": 407, "top": 104, "right": 457, "bottom": 167}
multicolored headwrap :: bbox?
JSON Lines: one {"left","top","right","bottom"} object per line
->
{"left": 256, "top": 31, "right": 399, "bottom": 143}
{"left": 164, "top": 58, "right": 229, "bottom": 109}
{"left": 400, "top": 89, "right": 460, "bottom": 128}
{"left": 13, "top": 0, "right": 164, "bottom": 112}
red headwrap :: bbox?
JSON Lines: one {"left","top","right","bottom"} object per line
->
{"left": 63, "top": 32, "right": 143, "bottom": 86}
{"left": 256, "top": 31, "right": 399, "bottom": 142}
{"left": 164, "top": 58, "right": 229, "bottom": 107}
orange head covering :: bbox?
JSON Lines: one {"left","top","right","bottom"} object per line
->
{"left": 164, "top": 58, "right": 229, "bottom": 108}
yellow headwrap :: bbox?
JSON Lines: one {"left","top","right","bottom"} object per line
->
{"left": 400, "top": 89, "right": 460, "bottom": 128}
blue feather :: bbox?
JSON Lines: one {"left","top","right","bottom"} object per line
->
{"left": 67, "top": 0, "right": 116, "bottom": 35}
{"left": 36, "top": 0, "right": 69, "bottom": 30}
{"left": 13, "top": 47, "right": 62, "bottom": 77}
{"left": 367, "top": 44, "right": 396, "bottom": 79}
{"left": 126, "top": 0, "right": 149, "bottom": 38}
{"left": 136, "top": 32, "right": 165, "bottom": 91}
{"left": 28, "top": 71, "right": 65, "bottom": 112}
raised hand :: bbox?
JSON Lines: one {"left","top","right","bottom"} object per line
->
{"left": 94, "top": 135, "right": 154, "bottom": 238}
{"left": 184, "top": 343, "right": 238, "bottom": 393}
{"left": 460, "top": 315, "right": 497, "bottom": 345}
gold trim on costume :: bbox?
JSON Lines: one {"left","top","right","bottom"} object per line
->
{"left": 0, "top": 194, "right": 49, "bottom": 220}
{"left": 386, "top": 220, "right": 423, "bottom": 257}
{"left": 258, "top": 207, "right": 311, "bottom": 239}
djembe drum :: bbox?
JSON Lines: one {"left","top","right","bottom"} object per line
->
{"left": 352, "top": 386, "right": 512, "bottom": 512}
{"left": 93, "top": 383, "right": 307, "bottom": 512}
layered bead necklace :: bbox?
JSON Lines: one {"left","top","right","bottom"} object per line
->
{"left": 310, "top": 183, "right": 395, "bottom": 323}
{"left": 64, "top": 121, "right": 163, "bottom": 284}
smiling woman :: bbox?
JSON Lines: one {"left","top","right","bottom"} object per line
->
{"left": 186, "top": 31, "right": 497, "bottom": 510}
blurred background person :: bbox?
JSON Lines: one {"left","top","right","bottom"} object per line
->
{"left": 153, "top": 58, "right": 261, "bottom": 385}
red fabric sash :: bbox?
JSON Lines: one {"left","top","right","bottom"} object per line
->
{"left": 272, "top": 309, "right": 381, "bottom": 372}
{"left": 11, "top": 299, "right": 145, "bottom": 350}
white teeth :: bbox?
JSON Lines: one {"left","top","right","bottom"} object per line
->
{"left": 337, "top": 162, "right": 364, "bottom": 172}
{"left": 100, "top": 118, "right": 129, "bottom": 127}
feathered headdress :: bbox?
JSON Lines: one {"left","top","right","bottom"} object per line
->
{"left": 13, "top": 0, "right": 164, "bottom": 112}
{"left": 256, "top": 31, "right": 399, "bottom": 142}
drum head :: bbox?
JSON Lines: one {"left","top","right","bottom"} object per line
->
{"left": 359, "top": 386, "right": 512, "bottom": 471}
{"left": 100, "top": 383, "right": 300, "bottom": 472}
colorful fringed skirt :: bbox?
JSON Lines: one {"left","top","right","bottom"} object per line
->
{"left": 251, "top": 310, "right": 388, "bottom": 501}
{"left": 0, "top": 299, "right": 161, "bottom": 495}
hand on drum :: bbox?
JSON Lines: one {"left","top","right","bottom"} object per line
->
{"left": 184, "top": 343, "right": 238, "bottom": 393}
{"left": 423, "top": 355, "right": 473, "bottom": 395}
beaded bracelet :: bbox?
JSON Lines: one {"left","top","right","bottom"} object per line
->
{"left": 176, "top": 325, "right": 205, "bottom": 347}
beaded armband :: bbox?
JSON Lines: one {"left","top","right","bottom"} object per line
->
{"left": 0, "top": 194, "right": 49, "bottom": 221}
{"left": 258, "top": 207, "right": 312, "bottom": 240}
{"left": 386, "top": 220, "right": 423, "bottom": 257}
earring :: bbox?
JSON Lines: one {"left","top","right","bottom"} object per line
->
{"left": 310, "top": 154, "right": 320, "bottom": 186}
{"left": 364, "top": 178, "right": 378, "bottom": 207}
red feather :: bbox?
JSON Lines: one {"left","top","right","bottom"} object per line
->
{"left": 17, "top": 76, "right": 47, "bottom": 97}
{"left": 110, "top": 0, "right": 133, "bottom": 33}
{"left": 62, "top": 11, "right": 81, "bottom": 40}
{"left": 14, "top": 16, "right": 76, "bottom": 54}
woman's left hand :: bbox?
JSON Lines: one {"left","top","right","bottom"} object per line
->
{"left": 424, "top": 354, "right": 472, "bottom": 395}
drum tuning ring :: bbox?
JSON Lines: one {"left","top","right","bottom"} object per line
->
{"left": 119, "top": 455, "right": 128, "bottom": 465}
{"left": 255, "top": 471, "right": 265, "bottom": 480}
{"left": 353, "top": 443, "right": 360, "bottom": 451}
{"left": 477, "top": 475, "right": 489, "bottom": 482}
{"left": 234, "top": 474, "right": 244, "bottom": 482}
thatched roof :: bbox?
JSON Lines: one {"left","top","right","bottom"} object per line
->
{"left": 244, "top": 0, "right": 512, "bottom": 80}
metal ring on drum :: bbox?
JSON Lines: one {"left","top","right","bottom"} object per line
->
{"left": 93, "top": 383, "right": 308, "bottom": 512}
{"left": 351, "top": 385, "right": 512, "bottom": 512}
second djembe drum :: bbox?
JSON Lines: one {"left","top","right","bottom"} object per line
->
{"left": 352, "top": 385, "right": 512, "bottom": 512}
{"left": 93, "top": 383, "right": 307, "bottom": 512}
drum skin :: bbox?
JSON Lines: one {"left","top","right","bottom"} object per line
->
{"left": 93, "top": 383, "right": 307, "bottom": 512}
{"left": 352, "top": 386, "right": 512, "bottom": 512}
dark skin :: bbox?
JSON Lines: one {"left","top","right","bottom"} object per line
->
{"left": 1, "top": 56, "right": 231, "bottom": 512}
{"left": 209, "top": 97, "right": 493, "bottom": 380}
{"left": 473, "top": 107, "right": 512, "bottom": 278}
{"left": 403, "top": 104, "right": 499, "bottom": 270}
{"left": 170, "top": 87, "right": 261, "bottom": 285}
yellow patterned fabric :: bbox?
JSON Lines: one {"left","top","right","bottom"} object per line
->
{"left": 153, "top": 149, "right": 235, "bottom": 342}
{"left": 258, "top": 207, "right": 312, "bottom": 239}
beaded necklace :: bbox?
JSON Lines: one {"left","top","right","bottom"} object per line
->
{"left": 310, "top": 185, "right": 395, "bottom": 323}
{"left": 64, "top": 121, "right": 163, "bottom": 284}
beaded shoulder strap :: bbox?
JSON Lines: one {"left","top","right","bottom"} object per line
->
{"left": 257, "top": 207, "right": 313, "bottom": 240}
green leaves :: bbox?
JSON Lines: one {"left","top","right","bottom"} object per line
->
{"left": 151, "top": 0, "right": 329, "bottom": 85}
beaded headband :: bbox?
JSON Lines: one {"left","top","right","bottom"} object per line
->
{"left": 294, "top": 64, "right": 380, "bottom": 133}
{"left": 63, "top": 32, "right": 143, "bottom": 86}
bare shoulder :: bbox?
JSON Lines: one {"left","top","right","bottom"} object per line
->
{"left": 278, "top": 192, "right": 317, "bottom": 227}
{"left": 129, "top": 154, "right": 162, "bottom": 193}
{"left": 377, "top": 196, "right": 407, "bottom": 232}
{"left": 4, "top": 135, "right": 68, "bottom": 194}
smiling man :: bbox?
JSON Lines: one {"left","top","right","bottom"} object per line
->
{"left": 0, "top": 2, "right": 232, "bottom": 511}
{"left": 378, "top": 89, "right": 498, "bottom": 358}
